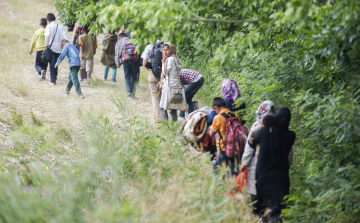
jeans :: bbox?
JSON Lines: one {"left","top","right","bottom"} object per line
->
{"left": 66, "top": 66, "right": 82, "bottom": 95}
{"left": 103, "top": 66, "right": 117, "bottom": 80}
{"left": 123, "top": 62, "right": 140, "bottom": 95}
{"left": 49, "top": 53, "right": 60, "bottom": 83}
{"left": 35, "top": 51, "right": 48, "bottom": 74}
{"left": 160, "top": 108, "right": 178, "bottom": 121}
{"left": 179, "top": 77, "right": 204, "bottom": 117}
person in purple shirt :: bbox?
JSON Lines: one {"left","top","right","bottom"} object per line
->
{"left": 179, "top": 69, "right": 204, "bottom": 118}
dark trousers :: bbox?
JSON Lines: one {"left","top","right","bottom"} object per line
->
{"left": 123, "top": 62, "right": 140, "bottom": 94}
{"left": 179, "top": 77, "right": 204, "bottom": 117}
{"left": 49, "top": 53, "right": 60, "bottom": 83}
{"left": 66, "top": 66, "right": 82, "bottom": 95}
{"left": 35, "top": 51, "right": 48, "bottom": 75}
{"left": 213, "top": 151, "right": 240, "bottom": 177}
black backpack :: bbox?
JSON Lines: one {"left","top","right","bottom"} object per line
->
{"left": 149, "top": 41, "right": 164, "bottom": 78}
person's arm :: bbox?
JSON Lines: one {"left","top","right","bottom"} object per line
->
{"left": 78, "top": 37, "right": 84, "bottom": 59}
{"left": 249, "top": 129, "right": 262, "bottom": 149}
{"left": 114, "top": 41, "right": 120, "bottom": 68}
{"left": 29, "top": 31, "right": 37, "bottom": 54}
{"left": 209, "top": 116, "right": 221, "bottom": 138}
{"left": 54, "top": 45, "right": 68, "bottom": 68}
{"left": 62, "top": 26, "right": 70, "bottom": 42}
{"left": 143, "top": 59, "right": 149, "bottom": 69}
{"left": 72, "top": 25, "right": 79, "bottom": 46}
{"left": 44, "top": 26, "right": 51, "bottom": 47}
{"left": 93, "top": 38, "right": 97, "bottom": 55}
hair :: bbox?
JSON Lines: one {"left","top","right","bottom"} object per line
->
{"left": 262, "top": 112, "right": 277, "bottom": 127}
{"left": 61, "top": 39, "right": 70, "bottom": 44}
{"left": 212, "top": 97, "right": 227, "bottom": 108}
{"left": 83, "top": 25, "right": 90, "bottom": 33}
{"left": 40, "top": 18, "right": 47, "bottom": 27}
{"left": 46, "top": 13, "right": 56, "bottom": 22}
{"left": 118, "top": 33, "right": 127, "bottom": 38}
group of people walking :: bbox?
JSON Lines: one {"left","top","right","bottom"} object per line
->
{"left": 30, "top": 13, "right": 296, "bottom": 223}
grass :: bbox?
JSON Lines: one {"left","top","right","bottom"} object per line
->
{"left": 0, "top": 0, "right": 255, "bottom": 222}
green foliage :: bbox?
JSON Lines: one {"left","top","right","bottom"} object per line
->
{"left": 51, "top": 0, "right": 360, "bottom": 221}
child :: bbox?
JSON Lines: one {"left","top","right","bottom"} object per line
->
{"left": 209, "top": 97, "right": 243, "bottom": 177}
{"left": 54, "top": 39, "right": 84, "bottom": 98}
{"left": 78, "top": 24, "right": 97, "bottom": 83}
{"left": 30, "top": 18, "right": 48, "bottom": 80}
{"left": 101, "top": 30, "right": 118, "bottom": 83}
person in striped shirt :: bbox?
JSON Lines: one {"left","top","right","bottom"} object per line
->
{"left": 179, "top": 69, "right": 204, "bottom": 118}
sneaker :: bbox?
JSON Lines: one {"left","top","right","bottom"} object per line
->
{"left": 41, "top": 70, "right": 46, "bottom": 80}
{"left": 178, "top": 116, "right": 186, "bottom": 122}
{"left": 111, "top": 79, "right": 116, "bottom": 83}
{"left": 103, "top": 78, "right": 107, "bottom": 81}
{"left": 78, "top": 94, "right": 84, "bottom": 99}
{"left": 63, "top": 90, "right": 69, "bottom": 95}
{"left": 126, "top": 95, "right": 133, "bottom": 100}
{"left": 50, "top": 82, "right": 56, "bottom": 86}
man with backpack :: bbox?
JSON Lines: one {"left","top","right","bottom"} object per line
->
{"left": 209, "top": 97, "right": 249, "bottom": 177}
{"left": 142, "top": 39, "right": 163, "bottom": 124}
{"left": 115, "top": 33, "right": 139, "bottom": 99}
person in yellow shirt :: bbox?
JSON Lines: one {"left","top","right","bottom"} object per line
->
{"left": 209, "top": 97, "right": 242, "bottom": 177}
{"left": 30, "top": 18, "right": 47, "bottom": 80}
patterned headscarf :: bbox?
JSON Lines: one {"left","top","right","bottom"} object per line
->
{"left": 250, "top": 100, "right": 276, "bottom": 132}
{"left": 221, "top": 79, "right": 241, "bottom": 108}
{"left": 162, "top": 43, "right": 181, "bottom": 76}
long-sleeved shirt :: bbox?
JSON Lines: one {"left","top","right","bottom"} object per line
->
{"left": 114, "top": 37, "right": 131, "bottom": 68}
{"left": 30, "top": 28, "right": 46, "bottom": 52}
{"left": 55, "top": 43, "right": 81, "bottom": 68}
{"left": 45, "top": 21, "right": 70, "bottom": 54}
{"left": 179, "top": 69, "right": 201, "bottom": 86}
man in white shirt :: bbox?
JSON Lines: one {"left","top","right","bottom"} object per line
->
{"left": 141, "top": 39, "right": 163, "bottom": 124}
{"left": 45, "top": 13, "right": 70, "bottom": 85}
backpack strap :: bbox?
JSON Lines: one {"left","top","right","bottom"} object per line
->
{"left": 220, "top": 113, "right": 229, "bottom": 119}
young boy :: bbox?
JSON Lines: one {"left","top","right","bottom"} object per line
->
{"left": 78, "top": 24, "right": 97, "bottom": 83}
{"left": 30, "top": 18, "right": 48, "bottom": 80}
{"left": 54, "top": 40, "right": 84, "bottom": 98}
{"left": 209, "top": 97, "right": 242, "bottom": 176}
{"left": 101, "top": 30, "right": 118, "bottom": 83}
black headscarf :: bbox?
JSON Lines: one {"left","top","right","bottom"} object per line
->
{"left": 270, "top": 107, "right": 291, "bottom": 164}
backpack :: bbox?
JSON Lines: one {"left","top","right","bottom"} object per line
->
{"left": 149, "top": 41, "right": 164, "bottom": 78}
{"left": 219, "top": 113, "right": 249, "bottom": 158}
{"left": 121, "top": 43, "right": 139, "bottom": 63}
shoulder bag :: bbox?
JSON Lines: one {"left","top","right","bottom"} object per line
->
{"left": 41, "top": 24, "right": 58, "bottom": 63}
{"left": 167, "top": 61, "right": 184, "bottom": 104}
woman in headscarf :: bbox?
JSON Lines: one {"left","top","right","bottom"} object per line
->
{"left": 249, "top": 107, "right": 296, "bottom": 223}
{"left": 207, "top": 79, "right": 246, "bottom": 125}
{"left": 240, "top": 101, "right": 276, "bottom": 207}
{"left": 158, "top": 43, "right": 186, "bottom": 121}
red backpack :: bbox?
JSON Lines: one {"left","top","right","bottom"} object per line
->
{"left": 219, "top": 113, "right": 249, "bottom": 158}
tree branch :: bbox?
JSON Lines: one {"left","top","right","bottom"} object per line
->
{"left": 177, "top": 17, "right": 264, "bottom": 23}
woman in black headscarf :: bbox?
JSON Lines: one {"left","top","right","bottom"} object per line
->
{"left": 249, "top": 107, "right": 296, "bottom": 222}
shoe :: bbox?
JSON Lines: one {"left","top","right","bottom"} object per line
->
{"left": 103, "top": 78, "right": 107, "bottom": 81}
{"left": 111, "top": 79, "right": 116, "bottom": 83}
{"left": 126, "top": 95, "right": 133, "bottom": 100}
{"left": 178, "top": 116, "right": 186, "bottom": 122}
{"left": 78, "top": 94, "right": 84, "bottom": 99}
{"left": 63, "top": 90, "right": 69, "bottom": 95}
{"left": 50, "top": 82, "right": 56, "bottom": 86}
{"left": 41, "top": 70, "right": 46, "bottom": 80}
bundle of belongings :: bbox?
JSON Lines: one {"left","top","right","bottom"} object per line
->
{"left": 182, "top": 107, "right": 216, "bottom": 153}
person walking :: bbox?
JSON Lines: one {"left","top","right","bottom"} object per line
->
{"left": 115, "top": 33, "right": 139, "bottom": 98}
{"left": 142, "top": 39, "right": 163, "bottom": 124}
{"left": 178, "top": 69, "right": 204, "bottom": 119}
{"left": 30, "top": 18, "right": 48, "bottom": 80}
{"left": 44, "top": 13, "right": 70, "bottom": 85}
{"left": 78, "top": 25, "right": 97, "bottom": 83}
{"left": 158, "top": 43, "right": 186, "bottom": 121}
{"left": 249, "top": 107, "right": 296, "bottom": 222}
{"left": 100, "top": 30, "right": 118, "bottom": 83}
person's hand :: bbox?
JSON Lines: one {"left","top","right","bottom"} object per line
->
{"left": 157, "top": 82, "right": 161, "bottom": 87}
{"left": 239, "top": 165, "right": 246, "bottom": 172}
{"left": 81, "top": 55, "right": 84, "bottom": 59}
{"left": 29, "top": 51, "right": 32, "bottom": 55}
{"left": 249, "top": 137, "right": 254, "bottom": 145}
{"left": 54, "top": 64, "right": 58, "bottom": 69}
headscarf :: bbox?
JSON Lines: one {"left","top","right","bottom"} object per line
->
{"left": 250, "top": 100, "right": 276, "bottom": 132}
{"left": 161, "top": 43, "right": 181, "bottom": 78}
{"left": 221, "top": 79, "right": 241, "bottom": 109}
{"left": 276, "top": 107, "right": 291, "bottom": 131}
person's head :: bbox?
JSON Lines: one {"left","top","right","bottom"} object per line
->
{"left": 83, "top": 25, "right": 90, "bottom": 34}
{"left": 261, "top": 112, "right": 277, "bottom": 128}
{"left": 275, "top": 107, "right": 291, "bottom": 131}
{"left": 221, "top": 79, "right": 241, "bottom": 109}
{"left": 256, "top": 100, "right": 276, "bottom": 122}
{"left": 162, "top": 43, "right": 171, "bottom": 58}
{"left": 118, "top": 33, "right": 127, "bottom": 40}
{"left": 61, "top": 39, "right": 70, "bottom": 48}
{"left": 212, "top": 97, "right": 227, "bottom": 114}
{"left": 40, "top": 18, "right": 47, "bottom": 27}
{"left": 46, "top": 13, "right": 56, "bottom": 23}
